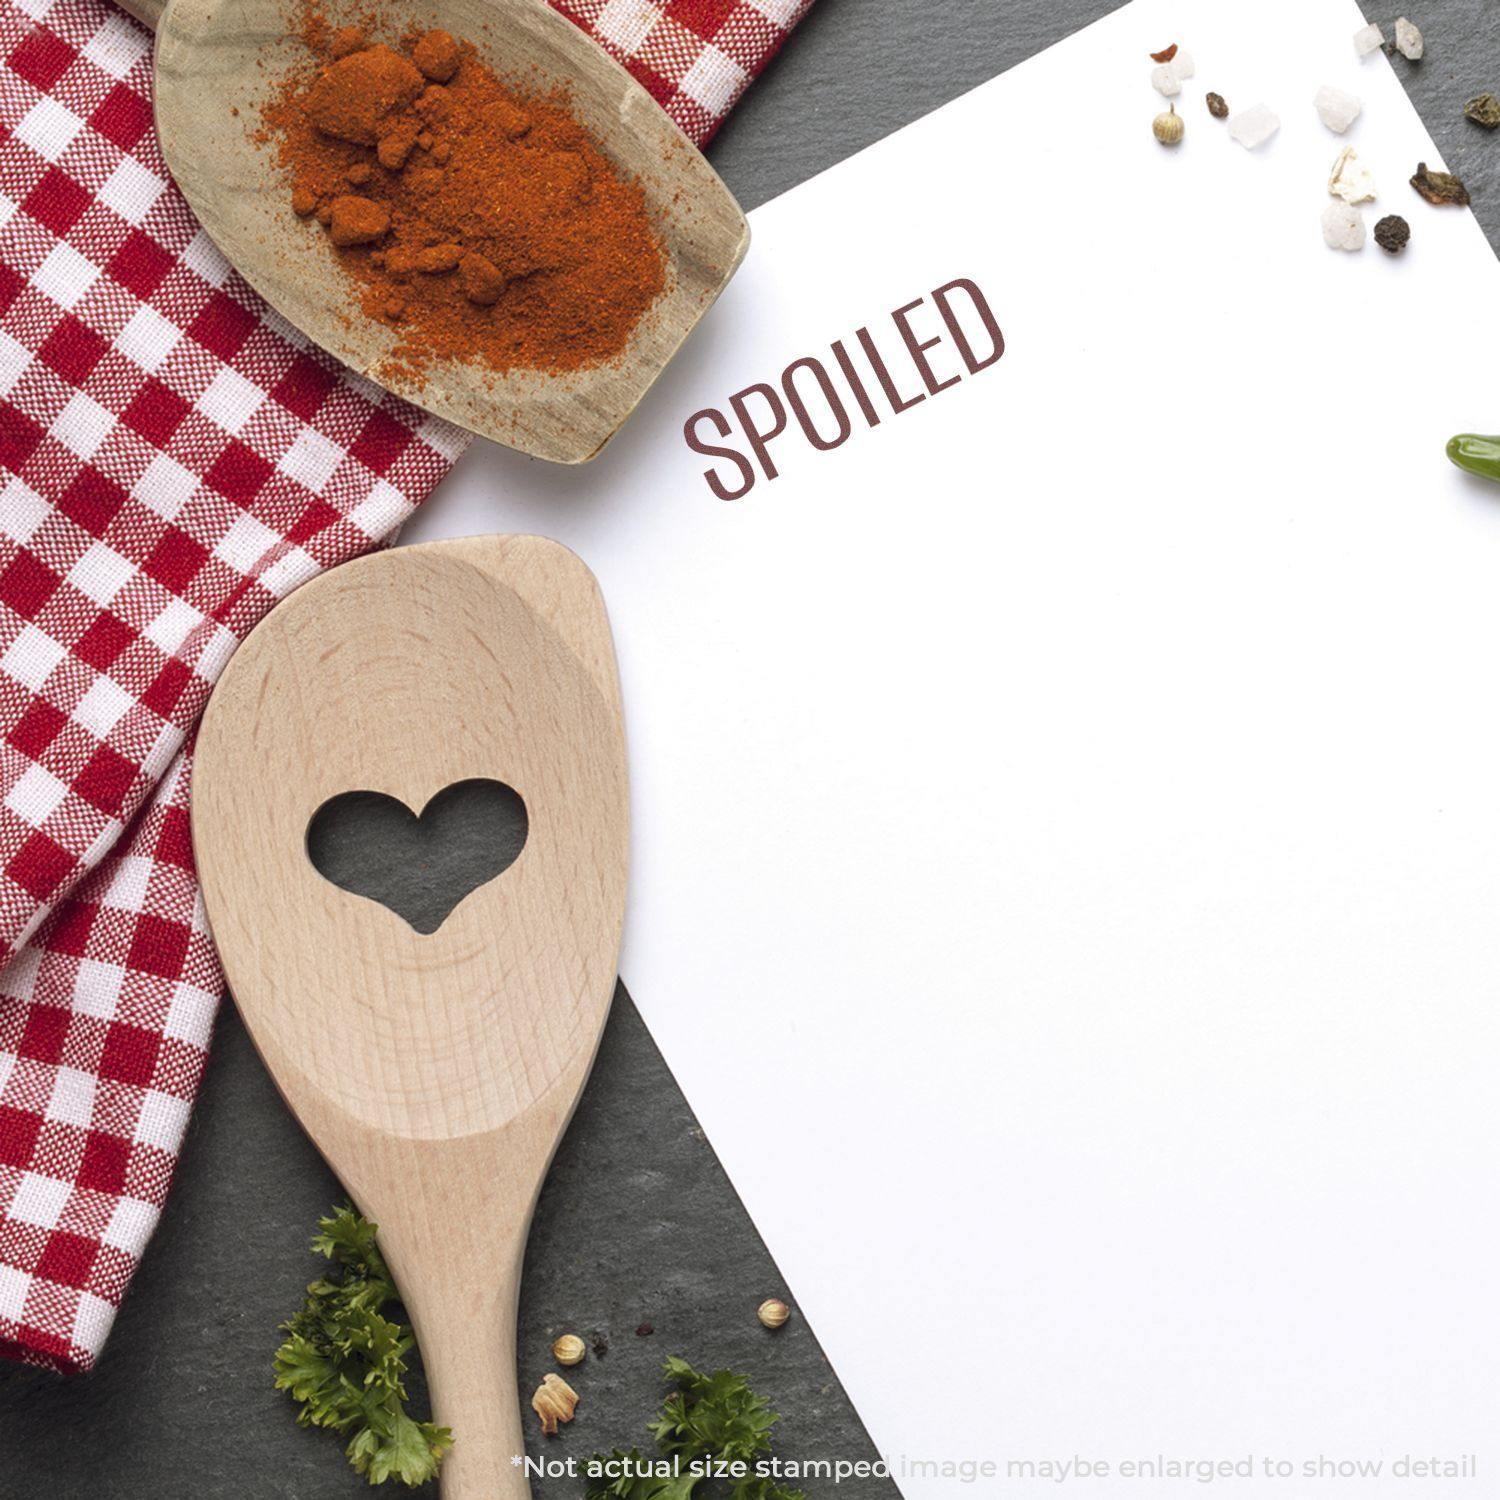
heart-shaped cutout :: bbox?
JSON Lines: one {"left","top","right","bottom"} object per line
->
{"left": 306, "top": 779, "right": 528, "bottom": 934}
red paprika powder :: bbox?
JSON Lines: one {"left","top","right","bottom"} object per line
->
{"left": 261, "top": 19, "right": 667, "bottom": 385}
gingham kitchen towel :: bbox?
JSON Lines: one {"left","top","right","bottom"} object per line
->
{"left": 0, "top": 0, "right": 812, "bottom": 1375}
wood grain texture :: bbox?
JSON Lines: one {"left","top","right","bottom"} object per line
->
{"left": 191, "top": 536, "right": 629, "bottom": 1498}
{"left": 142, "top": 0, "right": 748, "bottom": 462}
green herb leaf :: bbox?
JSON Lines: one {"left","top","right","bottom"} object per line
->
{"left": 648, "top": 1359, "right": 778, "bottom": 1467}
{"left": 274, "top": 1206, "right": 452, "bottom": 1488}
{"left": 587, "top": 1360, "right": 801, "bottom": 1500}
{"left": 584, "top": 1449, "right": 703, "bottom": 1500}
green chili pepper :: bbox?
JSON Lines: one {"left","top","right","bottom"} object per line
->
{"left": 1446, "top": 433, "right": 1500, "bottom": 483}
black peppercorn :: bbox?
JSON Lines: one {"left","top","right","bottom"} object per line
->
{"left": 1374, "top": 214, "right": 1411, "bottom": 254}
{"left": 1206, "top": 91, "right": 1228, "bottom": 119}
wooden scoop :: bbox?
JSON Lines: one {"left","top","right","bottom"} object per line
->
{"left": 116, "top": 0, "right": 748, "bottom": 463}
{"left": 191, "top": 536, "right": 629, "bottom": 1496}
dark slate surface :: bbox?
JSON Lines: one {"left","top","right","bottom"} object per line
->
{"left": 3, "top": 3, "right": 1498, "bottom": 1496}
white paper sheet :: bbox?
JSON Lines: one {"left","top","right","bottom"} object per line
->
{"left": 404, "top": 0, "right": 1500, "bottom": 1489}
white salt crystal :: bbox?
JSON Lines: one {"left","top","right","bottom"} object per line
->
{"left": 1322, "top": 201, "right": 1366, "bottom": 251}
{"left": 1168, "top": 48, "right": 1195, "bottom": 81}
{"left": 1328, "top": 146, "right": 1377, "bottom": 203}
{"left": 1353, "top": 21, "right": 1385, "bottom": 56}
{"left": 1314, "top": 84, "right": 1362, "bottom": 133}
{"left": 1395, "top": 17, "right": 1424, "bottom": 60}
{"left": 1151, "top": 64, "right": 1181, "bottom": 97}
{"left": 1228, "top": 103, "right": 1281, "bottom": 149}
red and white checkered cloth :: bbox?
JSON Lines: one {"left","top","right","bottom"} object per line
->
{"left": 556, "top": 0, "right": 811, "bottom": 143}
{"left": 0, "top": 0, "right": 810, "bottom": 1376}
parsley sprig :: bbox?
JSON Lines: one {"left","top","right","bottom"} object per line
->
{"left": 273, "top": 1206, "right": 452, "bottom": 1488}
{"left": 586, "top": 1358, "right": 806, "bottom": 1500}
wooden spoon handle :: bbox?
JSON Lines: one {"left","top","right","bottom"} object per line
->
{"left": 406, "top": 1273, "right": 531, "bottom": 1500}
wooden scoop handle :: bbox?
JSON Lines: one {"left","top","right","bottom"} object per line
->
{"left": 401, "top": 1255, "right": 529, "bottom": 1500}
{"left": 115, "top": 0, "right": 165, "bottom": 31}
{"left": 345, "top": 1096, "right": 587, "bottom": 1498}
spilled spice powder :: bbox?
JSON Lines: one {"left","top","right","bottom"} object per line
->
{"left": 260, "top": 17, "right": 667, "bottom": 385}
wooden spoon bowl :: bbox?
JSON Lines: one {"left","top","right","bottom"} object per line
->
{"left": 192, "top": 536, "right": 629, "bottom": 1497}
{"left": 120, "top": 0, "right": 749, "bottom": 462}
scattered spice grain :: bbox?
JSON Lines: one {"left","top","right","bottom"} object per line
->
{"left": 1152, "top": 105, "right": 1184, "bottom": 146}
{"left": 1393, "top": 16, "right": 1424, "bottom": 61}
{"left": 635, "top": 1322, "right": 655, "bottom": 1337}
{"left": 1206, "top": 91, "right": 1228, "bottom": 119}
{"left": 1322, "top": 200, "right": 1366, "bottom": 251}
{"left": 1328, "top": 146, "right": 1376, "bottom": 204}
{"left": 532, "top": 1373, "right": 579, "bottom": 1436}
{"left": 552, "top": 1334, "right": 587, "bottom": 1367}
{"left": 260, "top": 15, "right": 667, "bottom": 384}
{"left": 1374, "top": 214, "right": 1411, "bottom": 253}
{"left": 1149, "top": 42, "right": 1178, "bottom": 63}
{"left": 1410, "top": 161, "right": 1470, "bottom": 206}
{"left": 757, "top": 1298, "right": 791, "bottom": 1330}
{"left": 1464, "top": 92, "right": 1500, "bottom": 129}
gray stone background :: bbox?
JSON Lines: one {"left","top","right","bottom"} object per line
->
{"left": 2, "top": 2, "right": 1497, "bottom": 1495}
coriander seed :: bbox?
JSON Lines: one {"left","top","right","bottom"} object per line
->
{"left": 1153, "top": 105, "right": 1185, "bottom": 146}
{"left": 757, "top": 1297, "right": 791, "bottom": 1329}
{"left": 552, "top": 1333, "right": 587, "bottom": 1366}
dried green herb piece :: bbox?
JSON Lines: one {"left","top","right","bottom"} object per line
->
{"left": 1447, "top": 433, "right": 1500, "bottom": 485}
{"left": 1206, "top": 91, "right": 1228, "bottom": 118}
{"left": 1464, "top": 92, "right": 1500, "bottom": 129}
{"left": 1410, "top": 162, "right": 1471, "bottom": 206}
{"left": 1150, "top": 42, "right": 1178, "bottom": 63}
{"left": 1374, "top": 214, "right": 1410, "bottom": 254}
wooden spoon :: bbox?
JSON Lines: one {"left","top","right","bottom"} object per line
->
{"left": 116, "top": 0, "right": 748, "bottom": 463}
{"left": 191, "top": 536, "right": 629, "bottom": 1496}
